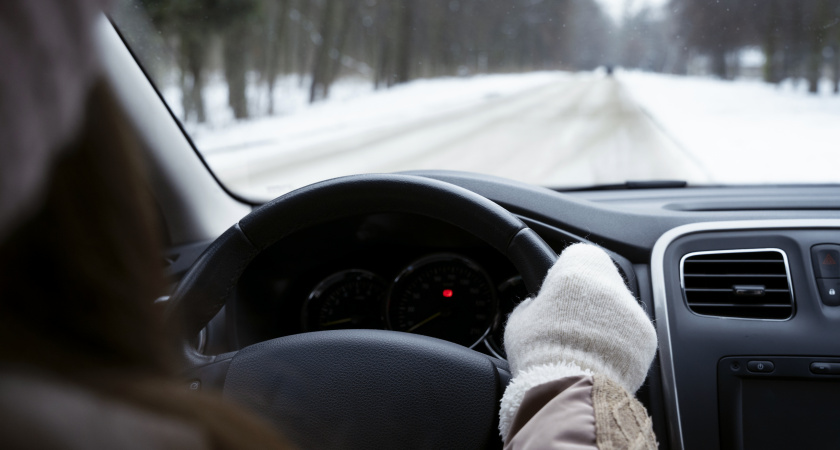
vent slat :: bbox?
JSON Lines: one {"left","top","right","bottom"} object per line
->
{"left": 682, "top": 249, "right": 793, "bottom": 320}
{"left": 685, "top": 260, "right": 784, "bottom": 264}
{"left": 688, "top": 303, "right": 791, "bottom": 308}
{"left": 685, "top": 288, "right": 790, "bottom": 293}
{"left": 684, "top": 274, "right": 787, "bottom": 278}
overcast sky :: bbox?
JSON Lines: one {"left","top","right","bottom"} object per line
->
{"left": 596, "top": 0, "right": 668, "bottom": 22}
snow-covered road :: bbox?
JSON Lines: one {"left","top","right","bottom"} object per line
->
{"left": 205, "top": 73, "right": 712, "bottom": 197}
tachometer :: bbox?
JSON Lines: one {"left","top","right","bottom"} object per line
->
{"left": 386, "top": 254, "right": 496, "bottom": 348}
{"left": 302, "top": 270, "right": 387, "bottom": 331}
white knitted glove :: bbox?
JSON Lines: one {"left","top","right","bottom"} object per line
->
{"left": 498, "top": 244, "right": 658, "bottom": 439}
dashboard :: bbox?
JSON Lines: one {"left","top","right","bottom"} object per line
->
{"left": 178, "top": 171, "right": 840, "bottom": 450}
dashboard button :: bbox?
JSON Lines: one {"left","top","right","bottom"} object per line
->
{"left": 810, "top": 362, "right": 840, "bottom": 375}
{"left": 811, "top": 245, "right": 840, "bottom": 278}
{"left": 747, "top": 360, "right": 775, "bottom": 373}
{"left": 817, "top": 279, "right": 840, "bottom": 306}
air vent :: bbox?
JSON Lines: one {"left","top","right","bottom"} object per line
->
{"left": 681, "top": 249, "right": 793, "bottom": 320}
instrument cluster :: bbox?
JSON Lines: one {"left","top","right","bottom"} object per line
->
{"left": 301, "top": 253, "right": 528, "bottom": 355}
{"left": 232, "top": 213, "right": 538, "bottom": 358}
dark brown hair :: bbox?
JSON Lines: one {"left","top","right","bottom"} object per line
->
{"left": 0, "top": 80, "right": 171, "bottom": 374}
{"left": 0, "top": 80, "right": 292, "bottom": 449}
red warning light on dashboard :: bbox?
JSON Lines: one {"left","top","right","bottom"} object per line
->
{"left": 824, "top": 254, "right": 837, "bottom": 265}
{"left": 442, "top": 289, "right": 454, "bottom": 298}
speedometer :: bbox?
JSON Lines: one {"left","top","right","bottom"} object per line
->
{"left": 302, "top": 270, "right": 387, "bottom": 331}
{"left": 386, "top": 254, "right": 496, "bottom": 348}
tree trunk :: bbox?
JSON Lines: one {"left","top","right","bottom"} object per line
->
{"left": 833, "top": 43, "right": 840, "bottom": 94}
{"left": 180, "top": 34, "right": 206, "bottom": 123}
{"left": 806, "top": 6, "right": 827, "bottom": 94}
{"left": 296, "top": 0, "right": 314, "bottom": 87}
{"left": 803, "top": 0, "right": 828, "bottom": 94}
{"left": 375, "top": 39, "right": 391, "bottom": 90}
{"left": 224, "top": 26, "right": 250, "bottom": 119}
{"left": 394, "top": 0, "right": 413, "bottom": 85}
{"left": 710, "top": 48, "right": 728, "bottom": 79}
{"left": 263, "top": 0, "right": 289, "bottom": 115}
{"left": 374, "top": 2, "right": 396, "bottom": 88}
{"left": 807, "top": 52, "right": 823, "bottom": 94}
{"left": 763, "top": 33, "right": 778, "bottom": 83}
{"left": 309, "top": 0, "right": 337, "bottom": 103}
{"left": 761, "top": 0, "right": 780, "bottom": 84}
{"left": 324, "top": 2, "right": 357, "bottom": 98}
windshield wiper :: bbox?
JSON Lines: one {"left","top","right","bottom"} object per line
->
{"left": 557, "top": 180, "right": 688, "bottom": 192}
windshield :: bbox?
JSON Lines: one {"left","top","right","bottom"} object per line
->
{"left": 112, "top": 0, "right": 840, "bottom": 199}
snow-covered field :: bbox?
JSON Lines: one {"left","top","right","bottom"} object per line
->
{"left": 164, "top": 70, "right": 840, "bottom": 198}
{"left": 620, "top": 71, "right": 840, "bottom": 184}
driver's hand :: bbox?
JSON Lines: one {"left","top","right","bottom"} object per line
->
{"left": 499, "top": 243, "right": 657, "bottom": 441}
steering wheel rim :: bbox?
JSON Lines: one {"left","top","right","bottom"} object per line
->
{"left": 165, "top": 174, "right": 558, "bottom": 449}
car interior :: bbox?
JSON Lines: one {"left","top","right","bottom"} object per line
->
{"left": 93, "top": 6, "right": 840, "bottom": 449}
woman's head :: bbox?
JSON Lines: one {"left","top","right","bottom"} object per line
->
{"left": 0, "top": 0, "right": 107, "bottom": 242}
{"left": 0, "top": 79, "right": 174, "bottom": 376}
{"left": 0, "top": 0, "right": 173, "bottom": 376}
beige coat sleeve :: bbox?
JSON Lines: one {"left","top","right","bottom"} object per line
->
{"left": 504, "top": 375, "right": 657, "bottom": 450}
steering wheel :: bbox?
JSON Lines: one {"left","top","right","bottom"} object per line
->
{"left": 165, "top": 174, "right": 557, "bottom": 449}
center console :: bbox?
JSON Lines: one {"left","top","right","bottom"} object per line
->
{"left": 651, "top": 221, "right": 840, "bottom": 449}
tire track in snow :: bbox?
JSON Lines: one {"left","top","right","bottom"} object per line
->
{"left": 220, "top": 73, "right": 712, "bottom": 196}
